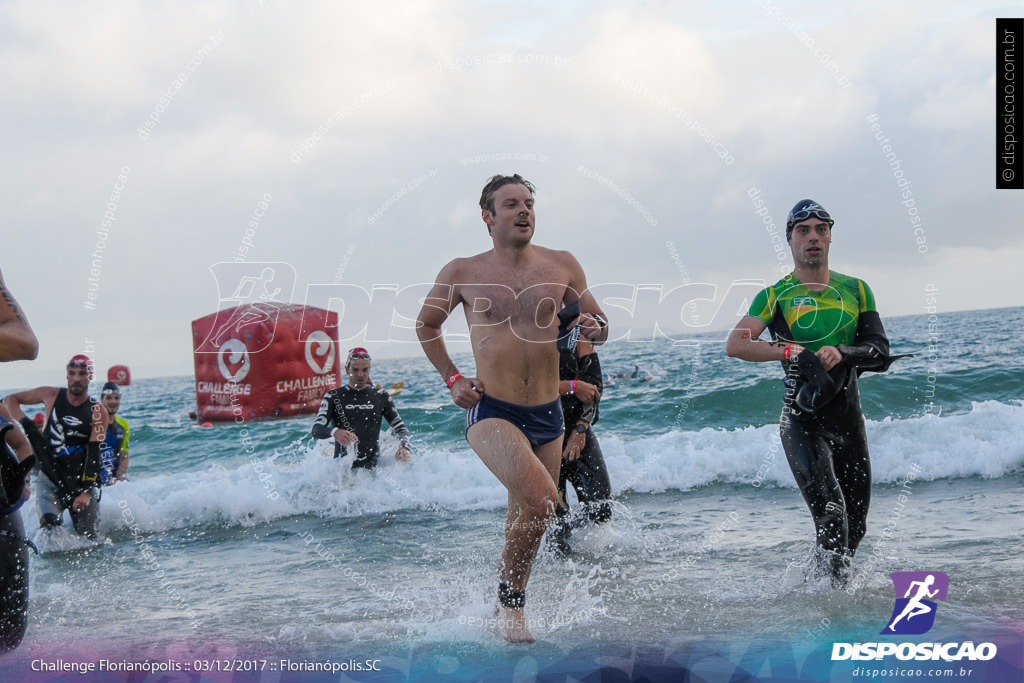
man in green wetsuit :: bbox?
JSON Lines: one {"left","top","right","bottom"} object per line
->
{"left": 726, "top": 199, "right": 906, "bottom": 587}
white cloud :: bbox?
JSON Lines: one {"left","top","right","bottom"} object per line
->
{"left": 1, "top": 0, "right": 1018, "bottom": 388}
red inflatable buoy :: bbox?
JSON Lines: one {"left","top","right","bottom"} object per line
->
{"left": 108, "top": 365, "right": 131, "bottom": 386}
{"left": 191, "top": 304, "right": 341, "bottom": 423}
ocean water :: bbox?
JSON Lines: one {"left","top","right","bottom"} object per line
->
{"left": 2, "top": 306, "right": 1022, "bottom": 681}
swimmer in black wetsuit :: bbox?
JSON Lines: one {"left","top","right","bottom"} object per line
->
{"left": 549, "top": 338, "right": 612, "bottom": 555}
{"left": 726, "top": 199, "right": 909, "bottom": 587}
{"left": 0, "top": 267, "right": 38, "bottom": 653}
{"left": 311, "top": 347, "right": 411, "bottom": 468}
{"left": 5, "top": 355, "right": 107, "bottom": 539}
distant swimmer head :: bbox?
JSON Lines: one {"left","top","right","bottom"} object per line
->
{"left": 101, "top": 381, "right": 121, "bottom": 415}
{"left": 786, "top": 199, "right": 834, "bottom": 241}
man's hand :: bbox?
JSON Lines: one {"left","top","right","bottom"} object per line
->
{"left": 576, "top": 313, "right": 605, "bottom": 342}
{"left": 816, "top": 345, "right": 841, "bottom": 371}
{"left": 333, "top": 429, "right": 359, "bottom": 447}
{"left": 450, "top": 376, "right": 485, "bottom": 409}
{"left": 563, "top": 427, "right": 586, "bottom": 462}
{"left": 395, "top": 444, "right": 411, "bottom": 462}
{"left": 71, "top": 491, "right": 91, "bottom": 512}
{"left": 571, "top": 380, "right": 600, "bottom": 404}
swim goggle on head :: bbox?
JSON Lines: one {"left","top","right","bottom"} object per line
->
{"left": 785, "top": 199, "right": 834, "bottom": 240}
{"left": 347, "top": 347, "right": 371, "bottom": 361}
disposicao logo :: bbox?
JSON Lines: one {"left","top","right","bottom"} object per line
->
{"left": 882, "top": 571, "right": 948, "bottom": 635}
{"left": 832, "top": 571, "right": 997, "bottom": 662}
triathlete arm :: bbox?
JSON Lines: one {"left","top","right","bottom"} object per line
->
{"left": 382, "top": 396, "right": 411, "bottom": 448}
{"left": 115, "top": 452, "right": 129, "bottom": 480}
{"left": 311, "top": 392, "right": 335, "bottom": 439}
{"left": 417, "top": 266, "right": 462, "bottom": 382}
{"left": 0, "top": 404, "right": 32, "bottom": 462}
{"left": 417, "top": 263, "right": 485, "bottom": 407}
{"left": 563, "top": 379, "right": 599, "bottom": 403}
{"left": 725, "top": 315, "right": 800, "bottom": 362}
{"left": 576, "top": 342, "right": 603, "bottom": 390}
{"left": 114, "top": 420, "right": 130, "bottom": 479}
{"left": 311, "top": 424, "right": 334, "bottom": 439}
{"left": 80, "top": 402, "right": 109, "bottom": 487}
{"left": 81, "top": 443, "right": 102, "bottom": 489}
{"left": 3, "top": 386, "right": 58, "bottom": 421}
{"left": 0, "top": 270, "right": 39, "bottom": 362}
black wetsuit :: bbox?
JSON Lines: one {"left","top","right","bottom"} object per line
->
{"left": 550, "top": 347, "right": 612, "bottom": 552}
{"left": 781, "top": 366, "right": 872, "bottom": 561}
{"left": 311, "top": 385, "right": 411, "bottom": 469}
{"left": 0, "top": 505, "right": 28, "bottom": 653}
{"left": 749, "top": 274, "right": 907, "bottom": 583}
{"left": 32, "top": 389, "right": 102, "bottom": 536}
{"left": 0, "top": 418, "right": 31, "bottom": 653}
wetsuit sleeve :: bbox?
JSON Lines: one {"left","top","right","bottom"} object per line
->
{"left": 836, "top": 284, "right": 912, "bottom": 372}
{"left": 19, "top": 417, "right": 77, "bottom": 504}
{"left": 577, "top": 352, "right": 603, "bottom": 425}
{"left": 381, "top": 395, "right": 411, "bottom": 447}
{"left": 311, "top": 392, "right": 335, "bottom": 439}
{"left": 80, "top": 442, "right": 102, "bottom": 492}
{"left": 0, "top": 420, "right": 35, "bottom": 508}
{"left": 837, "top": 310, "right": 906, "bottom": 372}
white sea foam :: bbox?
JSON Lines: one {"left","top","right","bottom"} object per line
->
{"left": 20, "top": 401, "right": 1018, "bottom": 537}
{"left": 609, "top": 400, "right": 1024, "bottom": 493}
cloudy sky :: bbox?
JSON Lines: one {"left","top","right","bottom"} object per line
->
{"left": 1, "top": 0, "right": 1019, "bottom": 387}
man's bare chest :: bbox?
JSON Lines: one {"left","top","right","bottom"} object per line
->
{"left": 459, "top": 268, "right": 569, "bottom": 329}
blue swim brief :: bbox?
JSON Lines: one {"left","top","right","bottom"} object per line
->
{"left": 465, "top": 395, "right": 565, "bottom": 448}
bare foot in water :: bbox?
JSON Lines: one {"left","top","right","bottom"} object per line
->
{"left": 495, "top": 605, "right": 535, "bottom": 643}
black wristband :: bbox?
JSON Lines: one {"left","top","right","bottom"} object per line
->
{"left": 498, "top": 581, "right": 525, "bottom": 609}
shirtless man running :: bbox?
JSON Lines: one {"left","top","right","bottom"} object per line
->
{"left": 417, "top": 174, "right": 607, "bottom": 642}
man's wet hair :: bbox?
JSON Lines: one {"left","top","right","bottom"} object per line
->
{"left": 478, "top": 174, "right": 536, "bottom": 215}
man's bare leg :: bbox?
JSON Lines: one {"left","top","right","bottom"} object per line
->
{"left": 467, "top": 418, "right": 561, "bottom": 642}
